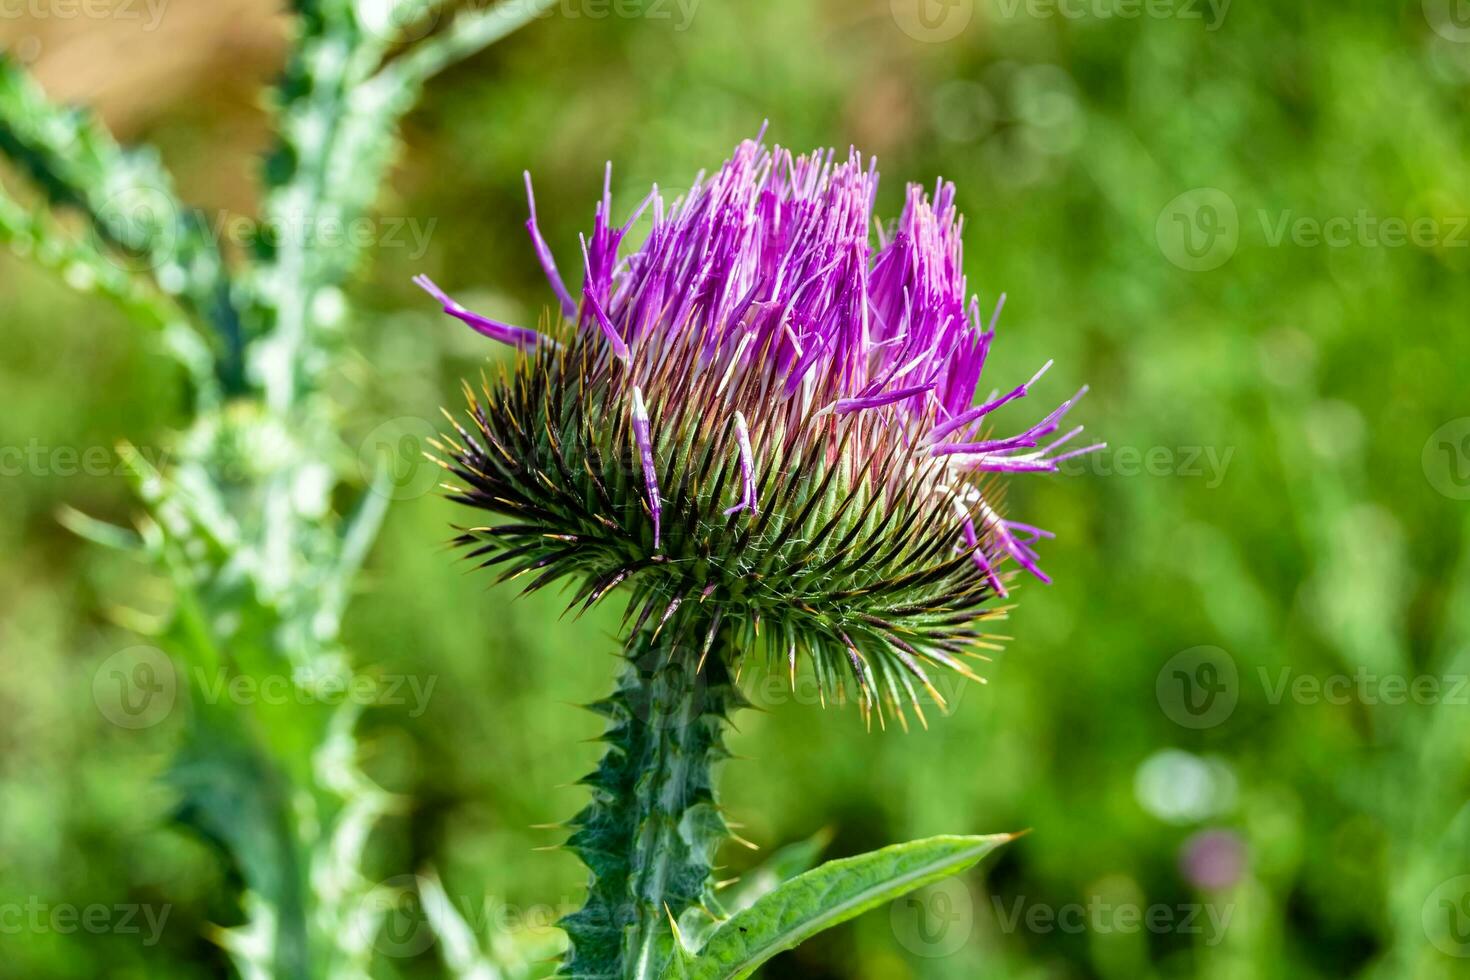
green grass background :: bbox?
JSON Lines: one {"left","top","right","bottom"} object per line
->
{"left": 3, "top": 0, "right": 1470, "bottom": 977}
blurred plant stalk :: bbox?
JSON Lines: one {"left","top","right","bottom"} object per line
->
{"left": 0, "top": 2, "right": 556, "bottom": 977}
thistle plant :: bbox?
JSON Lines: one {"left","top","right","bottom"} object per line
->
{"left": 426, "top": 137, "right": 1103, "bottom": 978}
{"left": 0, "top": 3, "right": 558, "bottom": 977}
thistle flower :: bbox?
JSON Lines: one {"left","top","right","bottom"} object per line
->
{"left": 424, "top": 135, "right": 1100, "bottom": 977}
{"left": 426, "top": 136, "right": 1100, "bottom": 725}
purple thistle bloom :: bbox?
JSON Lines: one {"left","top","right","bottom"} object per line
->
{"left": 428, "top": 137, "right": 1100, "bottom": 591}
{"left": 724, "top": 410, "right": 757, "bottom": 516}
{"left": 424, "top": 137, "right": 1102, "bottom": 980}
{"left": 428, "top": 134, "right": 1105, "bottom": 733}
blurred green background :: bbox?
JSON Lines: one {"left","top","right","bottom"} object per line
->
{"left": 4, "top": 0, "right": 1470, "bottom": 977}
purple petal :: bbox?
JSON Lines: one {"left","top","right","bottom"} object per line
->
{"left": 959, "top": 514, "right": 1008, "bottom": 597}
{"left": 580, "top": 237, "right": 631, "bottom": 363}
{"left": 929, "top": 359, "right": 1052, "bottom": 443}
{"left": 724, "top": 411, "right": 758, "bottom": 516}
{"left": 630, "top": 386, "right": 662, "bottom": 550}
{"left": 523, "top": 171, "right": 578, "bottom": 321}
{"left": 454, "top": 135, "right": 1099, "bottom": 585}
{"left": 413, "top": 275, "right": 550, "bottom": 350}
{"left": 833, "top": 382, "right": 936, "bottom": 415}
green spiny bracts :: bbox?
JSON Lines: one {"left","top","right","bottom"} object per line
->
{"left": 425, "top": 136, "right": 1100, "bottom": 977}
{"left": 558, "top": 632, "right": 742, "bottom": 978}
{"left": 436, "top": 335, "right": 1009, "bottom": 729}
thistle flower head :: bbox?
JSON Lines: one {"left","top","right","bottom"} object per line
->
{"left": 427, "top": 136, "right": 1100, "bottom": 726}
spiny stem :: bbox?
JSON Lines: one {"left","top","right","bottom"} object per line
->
{"left": 560, "top": 627, "right": 740, "bottom": 978}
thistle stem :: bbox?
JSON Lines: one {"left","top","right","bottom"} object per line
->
{"left": 561, "top": 628, "right": 738, "bottom": 979}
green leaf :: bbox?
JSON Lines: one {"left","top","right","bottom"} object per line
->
{"left": 718, "top": 828, "right": 834, "bottom": 918}
{"left": 669, "top": 833, "right": 1014, "bottom": 980}
{"left": 682, "top": 827, "right": 833, "bottom": 952}
{"left": 168, "top": 703, "right": 310, "bottom": 979}
{"left": 370, "top": 0, "right": 562, "bottom": 92}
{"left": 0, "top": 56, "right": 243, "bottom": 388}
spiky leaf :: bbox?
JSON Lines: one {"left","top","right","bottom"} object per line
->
{"left": 665, "top": 834, "right": 1013, "bottom": 980}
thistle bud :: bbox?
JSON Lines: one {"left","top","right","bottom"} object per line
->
{"left": 427, "top": 137, "right": 1100, "bottom": 726}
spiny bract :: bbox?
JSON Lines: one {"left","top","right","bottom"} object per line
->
{"left": 425, "top": 136, "right": 1100, "bottom": 727}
